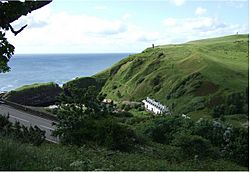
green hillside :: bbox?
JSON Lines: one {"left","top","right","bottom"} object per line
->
{"left": 94, "top": 34, "right": 249, "bottom": 115}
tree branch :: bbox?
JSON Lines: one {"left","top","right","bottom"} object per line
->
{"left": 0, "top": 1, "right": 52, "bottom": 26}
{"left": 8, "top": 23, "right": 28, "bottom": 36}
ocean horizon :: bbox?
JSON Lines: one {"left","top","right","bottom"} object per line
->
{"left": 0, "top": 53, "right": 132, "bottom": 92}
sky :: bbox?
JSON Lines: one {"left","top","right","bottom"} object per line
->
{"left": 6, "top": 0, "right": 249, "bottom": 54}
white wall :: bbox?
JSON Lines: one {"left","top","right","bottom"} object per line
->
{"left": 144, "top": 102, "right": 162, "bottom": 114}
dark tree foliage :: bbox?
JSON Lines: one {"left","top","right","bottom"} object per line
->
{"left": 54, "top": 86, "right": 138, "bottom": 151}
{"left": 227, "top": 127, "right": 249, "bottom": 167}
{"left": 57, "top": 86, "right": 108, "bottom": 117}
{"left": 144, "top": 116, "right": 194, "bottom": 144}
{"left": 144, "top": 116, "right": 249, "bottom": 167}
{"left": 0, "top": 32, "right": 14, "bottom": 72}
{"left": 0, "top": 114, "right": 45, "bottom": 146}
{"left": 172, "top": 133, "right": 212, "bottom": 159}
{"left": 95, "top": 119, "right": 137, "bottom": 151}
{"left": 212, "top": 91, "right": 248, "bottom": 117}
{"left": 54, "top": 86, "right": 109, "bottom": 143}
{"left": 0, "top": 0, "right": 52, "bottom": 73}
{"left": 193, "top": 119, "right": 249, "bottom": 167}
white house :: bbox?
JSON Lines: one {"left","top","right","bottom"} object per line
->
{"left": 142, "top": 97, "right": 170, "bottom": 115}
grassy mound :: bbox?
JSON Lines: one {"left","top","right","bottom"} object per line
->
{"left": 3, "top": 82, "right": 62, "bottom": 106}
{"left": 63, "top": 76, "right": 105, "bottom": 93}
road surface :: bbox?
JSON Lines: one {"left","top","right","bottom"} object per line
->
{"left": 0, "top": 104, "right": 59, "bottom": 143}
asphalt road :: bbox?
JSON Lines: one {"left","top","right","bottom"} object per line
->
{"left": 0, "top": 104, "right": 59, "bottom": 143}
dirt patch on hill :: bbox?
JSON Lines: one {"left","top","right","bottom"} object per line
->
{"left": 193, "top": 81, "right": 219, "bottom": 96}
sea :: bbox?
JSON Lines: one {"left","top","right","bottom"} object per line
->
{"left": 0, "top": 53, "right": 131, "bottom": 92}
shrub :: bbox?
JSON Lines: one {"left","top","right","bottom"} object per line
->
{"left": 0, "top": 115, "right": 45, "bottom": 146}
{"left": 171, "top": 133, "right": 212, "bottom": 159}
{"left": 124, "top": 104, "right": 131, "bottom": 111}
{"left": 55, "top": 116, "right": 138, "bottom": 152}
{"left": 212, "top": 104, "right": 225, "bottom": 118}
{"left": 95, "top": 119, "right": 138, "bottom": 151}
{"left": 137, "top": 106, "right": 144, "bottom": 111}
{"left": 0, "top": 114, "right": 11, "bottom": 130}
{"left": 144, "top": 116, "right": 194, "bottom": 144}
{"left": 120, "top": 103, "right": 126, "bottom": 110}
{"left": 212, "top": 91, "right": 248, "bottom": 117}
{"left": 113, "top": 111, "right": 133, "bottom": 118}
{"left": 193, "top": 119, "right": 227, "bottom": 147}
{"left": 226, "top": 127, "right": 249, "bottom": 167}
{"left": 225, "top": 92, "right": 245, "bottom": 114}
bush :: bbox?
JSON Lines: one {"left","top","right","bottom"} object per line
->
{"left": 212, "top": 104, "right": 225, "bottom": 118}
{"left": 55, "top": 116, "right": 138, "bottom": 152}
{"left": 137, "top": 106, "right": 144, "bottom": 111}
{"left": 95, "top": 119, "right": 138, "bottom": 151}
{"left": 225, "top": 92, "right": 245, "bottom": 114}
{"left": 193, "top": 119, "right": 227, "bottom": 147}
{"left": 144, "top": 116, "right": 194, "bottom": 144}
{"left": 124, "top": 104, "right": 131, "bottom": 111}
{"left": 0, "top": 114, "right": 11, "bottom": 130}
{"left": 226, "top": 127, "right": 249, "bottom": 167}
{"left": 0, "top": 115, "right": 45, "bottom": 146}
{"left": 113, "top": 111, "right": 133, "bottom": 118}
{"left": 212, "top": 91, "right": 248, "bottom": 117}
{"left": 192, "top": 118, "right": 249, "bottom": 167}
{"left": 171, "top": 133, "right": 212, "bottom": 159}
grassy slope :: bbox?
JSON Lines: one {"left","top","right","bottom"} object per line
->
{"left": 95, "top": 34, "right": 248, "bottom": 115}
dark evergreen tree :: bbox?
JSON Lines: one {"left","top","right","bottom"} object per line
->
{"left": 0, "top": 0, "right": 52, "bottom": 72}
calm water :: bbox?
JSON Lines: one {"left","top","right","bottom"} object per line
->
{"left": 0, "top": 53, "right": 131, "bottom": 92}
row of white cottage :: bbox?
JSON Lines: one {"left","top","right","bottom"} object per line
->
{"left": 142, "top": 97, "right": 170, "bottom": 115}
